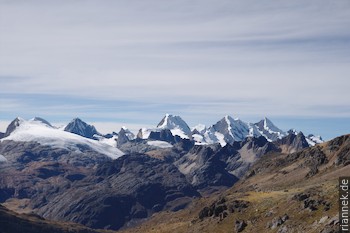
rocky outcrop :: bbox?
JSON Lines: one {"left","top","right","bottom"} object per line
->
{"left": 199, "top": 198, "right": 249, "bottom": 221}
{"left": 327, "top": 134, "right": 350, "bottom": 166}
{"left": 235, "top": 220, "right": 247, "bottom": 232}
{"left": 276, "top": 131, "right": 309, "bottom": 153}
{"left": 267, "top": 214, "right": 289, "bottom": 229}
{"left": 292, "top": 192, "right": 331, "bottom": 212}
{"left": 4, "top": 117, "right": 22, "bottom": 137}
{"left": 175, "top": 145, "right": 238, "bottom": 189}
{"left": 116, "top": 128, "right": 130, "bottom": 147}
{"left": 287, "top": 146, "right": 328, "bottom": 177}
{"left": 149, "top": 129, "right": 176, "bottom": 143}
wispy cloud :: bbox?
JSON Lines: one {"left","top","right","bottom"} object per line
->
{"left": 0, "top": 0, "right": 349, "bottom": 139}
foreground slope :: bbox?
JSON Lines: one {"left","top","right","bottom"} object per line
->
{"left": 0, "top": 204, "right": 109, "bottom": 233}
{"left": 119, "top": 134, "right": 350, "bottom": 233}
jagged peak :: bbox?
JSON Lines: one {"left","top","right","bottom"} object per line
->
{"left": 70, "top": 117, "right": 84, "bottom": 123}
{"left": 64, "top": 117, "right": 100, "bottom": 139}
{"left": 157, "top": 114, "right": 185, "bottom": 127}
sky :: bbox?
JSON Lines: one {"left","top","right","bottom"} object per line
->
{"left": 0, "top": 0, "right": 350, "bottom": 140}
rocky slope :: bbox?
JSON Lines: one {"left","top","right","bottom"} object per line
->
{"left": 0, "top": 152, "right": 200, "bottom": 230}
{"left": 119, "top": 134, "right": 350, "bottom": 233}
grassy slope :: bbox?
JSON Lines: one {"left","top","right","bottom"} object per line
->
{"left": 119, "top": 137, "right": 350, "bottom": 233}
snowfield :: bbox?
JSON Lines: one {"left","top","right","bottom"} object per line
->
{"left": 1, "top": 118, "right": 124, "bottom": 159}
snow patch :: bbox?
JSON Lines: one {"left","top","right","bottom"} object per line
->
{"left": 139, "top": 128, "right": 160, "bottom": 139}
{"left": 191, "top": 124, "right": 206, "bottom": 134}
{"left": 0, "top": 154, "right": 7, "bottom": 163}
{"left": 147, "top": 140, "right": 173, "bottom": 148}
{"left": 214, "top": 132, "right": 226, "bottom": 147}
{"left": 95, "top": 134, "right": 118, "bottom": 147}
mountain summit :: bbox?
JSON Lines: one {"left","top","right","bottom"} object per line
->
{"left": 64, "top": 118, "right": 100, "bottom": 139}
{"left": 157, "top": 114, "right": 192, "bottom": 139}
{"left": 254, "top": 117, "right": 287, "bottom": 141}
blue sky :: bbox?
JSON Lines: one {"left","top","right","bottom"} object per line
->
{"left": 1, "top": 0, "right": 350, "bottom": 140}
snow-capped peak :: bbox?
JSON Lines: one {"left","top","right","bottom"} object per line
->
{"left": 263, "top": 117, "right": 283, "bottom": 134}
{"left": 10, "top": 117, "right": 25, "bottom": 127}
{"left": 156, "top": 114, "right": 191, "bottom": 139}
{"left": 254, "top": 117, "right": 286, "bottom": 141}
{"left": 4, "top": 117, "right": 27, "bottom": 137}
{"left": 119, "top": 126, "right": 135, "bottom": 140}
{"left": 288, "top": 129, "right": 299, "bottom": 135}
{"left": 1, "top": 117, "right": 123, "bottom": 159}
{"left": 206, "top": 115, "right": 255, "bottom": 146}
{"left": 64, "top": 118, "right": 100, "bottom": 139}
{"left": 305, "top": 134, "right": 324, "bottom": 146}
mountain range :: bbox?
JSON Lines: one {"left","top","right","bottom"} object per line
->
{"left": 0, "top": 114, "right": 323, "bottom": 151}
{"left": 0, "top": 114, "right": 342, "bottom": 233}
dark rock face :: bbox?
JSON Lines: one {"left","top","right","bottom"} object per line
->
{"left": 174, "top": 138, "right": 195, "bottom": 151}
{"left": 276, "top": 131, "right": 309, "bottom": 153}
{"left": 328, "top": 135, "right": 350, "bottom": 166}
{"left": 222, "top": 137, "right": 279, "bottom": 178}
{"left": 149, "top": 129, "right": 176, "bottom": 144}
{"left": 175, "top": 145, "right": 239, "bottom": 189}
{"left": 64, "top": 118, "right": 99, "bottom": 139}
{"left": 148, "top": 129, "right": 195, "bottom": 152}
{"left": 33, "top": 154, "right": 200, "bottom": 230}
{"left": 117, "top": 128, "right": 130, "bottom": 147}
{"left": 0, "top": 132, "right": 5, "bottom": 139}
{"left": 4, "top": 117, "right": 22, "bottom": 137}
{"left": 242, "top": 136, "right": 279, "bottom": 155}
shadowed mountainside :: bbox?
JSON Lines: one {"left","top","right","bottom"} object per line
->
{"left": 118, "top": 134, "right": 350, "bottom": 233}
